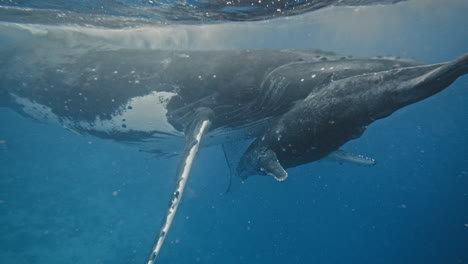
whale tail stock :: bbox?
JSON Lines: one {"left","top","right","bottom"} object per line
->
{"left": 146, "top": 107, "right": 214, "bottom": 264}
{"left": 398, "top": 53, "right": 468, "bottom": 105}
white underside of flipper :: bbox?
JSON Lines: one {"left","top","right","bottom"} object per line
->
{"left": 325, "top": 149, "right": 377, "bottom": 167}
{"left": 147, "top": 108, "right": 213, "bottom": 264}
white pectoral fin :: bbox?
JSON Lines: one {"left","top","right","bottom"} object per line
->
{"left": 146, "top": 107, "right": 214, "bottom": 264}
{"left": 325, "top": 149, "right": 376, "bottom": 167}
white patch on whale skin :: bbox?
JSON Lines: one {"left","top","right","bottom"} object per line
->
{"left": 83, "top": 91, "right": 180, "bottom": 134}
{"left": 12, "top": 92, "right": 271, "bottom": 157}
{"left": 11, "top": 94, "right": 63, "bottom": 126}
{"left": 11, "top": 92, "right": 180, "bottom": 135}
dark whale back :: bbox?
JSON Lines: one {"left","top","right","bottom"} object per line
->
{"left": 1, "top": 39, "right": 418, "bottom": 133}
{"left": 0, "top": 44, "right": 337, "bottom": 123}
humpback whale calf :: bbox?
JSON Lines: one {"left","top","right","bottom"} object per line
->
{"left": 238, "top": 54, "right": 468, "bottom": 181}
{"left": 0, "top": 42, "right": 466, "bottom": 262}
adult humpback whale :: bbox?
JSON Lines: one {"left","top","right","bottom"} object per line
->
{"left": 1, "top": 43, "right": 467, "bottom": 262}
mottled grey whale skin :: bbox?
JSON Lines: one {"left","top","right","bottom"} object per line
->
{"left": 0, "top": 43, "right": 418, "bottom": 156}
{"left": 238, "top": 53, "right": 468, "bottom": 181}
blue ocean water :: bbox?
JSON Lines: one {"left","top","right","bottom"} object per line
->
{"left": 0, "top": 0, "right": 408, "bottom": 25}
{"left": 1, "top": 0, "right": 468, "bottom": 264}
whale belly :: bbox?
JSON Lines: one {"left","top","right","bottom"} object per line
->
{"left": 11, "top": 91, "right": 182, "bottom": 136}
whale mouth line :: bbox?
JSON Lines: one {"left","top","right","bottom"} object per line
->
{"left": 273, "top": 174, "right": 288, "bottom": 182}
{"left": 271, "top": 172, "right": 288, "bottom": 182}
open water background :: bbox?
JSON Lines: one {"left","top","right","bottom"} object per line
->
{"left": 0, "top": 0, "right": 467, "bottom": 263}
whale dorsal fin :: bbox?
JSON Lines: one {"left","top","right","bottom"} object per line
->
{"left": 326, "top": 149, "right": 376, "bottom": 167}
{"left": 147, "top": 107, "right": 214, "bottom": 264}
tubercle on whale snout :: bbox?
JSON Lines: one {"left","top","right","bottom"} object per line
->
{"left": 238, "top": 146, "right": 289, "bottom": 181}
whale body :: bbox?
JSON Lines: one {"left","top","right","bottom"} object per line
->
{"left": 0, "top": 42, "right": 419, "bottom": 156}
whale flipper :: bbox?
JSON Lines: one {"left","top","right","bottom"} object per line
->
{"left": 326, "top": 149, "right": 377, "bottom": 167}
{"left": 147, "top": 107, "right": 214, "bottom": 264}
